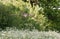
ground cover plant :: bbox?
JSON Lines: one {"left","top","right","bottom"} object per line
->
{"left": 0, "top": 28, "right": 60, "bottom": 39}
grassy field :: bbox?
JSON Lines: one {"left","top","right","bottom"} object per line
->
{"left": 0, "top": 28, "right": 60, "bottom": 39}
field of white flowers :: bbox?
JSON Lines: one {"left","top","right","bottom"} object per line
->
{"left": 0, "top": 28, "right": 60, "bottom": 39}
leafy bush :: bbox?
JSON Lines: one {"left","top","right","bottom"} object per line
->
{"left": 0, "top": 0, "right": 60, "bottom": 32}
{"left": 0, "top": 0, "right": 48, "bottom": 31}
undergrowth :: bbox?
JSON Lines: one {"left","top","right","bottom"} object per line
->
{"left": 0, "top": 28, "right": 60, "bottom": 39}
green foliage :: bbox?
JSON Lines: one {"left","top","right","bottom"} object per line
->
{"left": 39, "top": 0, "right": 60, "bottom": 31}
{"left": 0, "top": 0, "right": 60, "bottom": 32}
{"left": 0, "top": 0, "right": 48, "bottom": 31}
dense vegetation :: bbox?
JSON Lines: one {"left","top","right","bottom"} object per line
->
{"left": 0, "top": 0, "right": 60, "bottom": 32}
{"left": 0, "top": 0, "right": 60, "bottom": 39}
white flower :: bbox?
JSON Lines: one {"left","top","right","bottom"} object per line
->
{"left": 23, "top": 13, "right": 28, "bottom": 17}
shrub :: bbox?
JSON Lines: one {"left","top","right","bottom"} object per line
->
{"left": 0, "top": 0, "right": 48, "bottom": 31}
